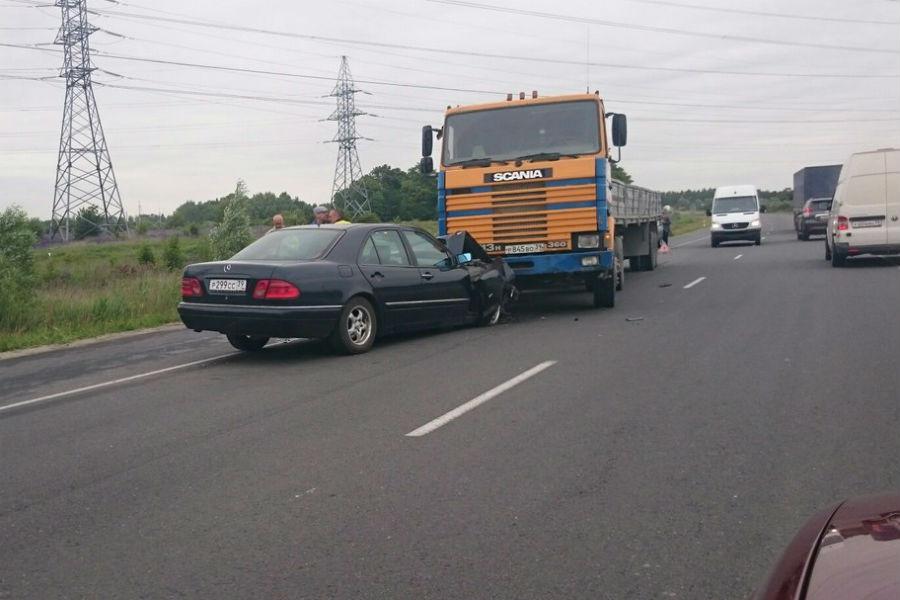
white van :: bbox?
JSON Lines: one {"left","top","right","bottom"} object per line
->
{"left": 708, "top": 185, "right": 763, "bottom": 247}
{"left": 826, "top": 148, "right": 900, "bottom": 267}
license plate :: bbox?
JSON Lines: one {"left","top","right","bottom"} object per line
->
{"left": 505, "top": 243, "right": 545, "bottom": 254}
{"left": 852, "top": 219, "right": 883, "bottom": 228}
{"left": 208, "top": 279, "right": 247, "bottom": 293}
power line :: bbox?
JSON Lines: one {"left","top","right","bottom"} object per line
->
{"left": 622, "top": 0, "right": 900, "bottom": 26}
{"left": 86, "top": 8, "right": 900, "bottom": 79}
{"left": 427, "top": 0, "right": 900, "bottom": 55}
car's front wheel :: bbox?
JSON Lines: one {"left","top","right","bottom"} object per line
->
{"left": 330, "top": 296, "right": 377, "bottom": 354}
{"left": 226, "top": 334, "right": 269, "bottom": 352}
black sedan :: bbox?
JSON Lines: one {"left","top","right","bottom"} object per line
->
{"left": 178, "top": 224, "right": 515, "bottom": 354}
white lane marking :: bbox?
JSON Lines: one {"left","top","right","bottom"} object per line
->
{"left": 0, "top": 353, "right": 235, "bottom": 414}
{"left": 733, "top": 254, "right": 743, "bottom": 260}
{"left": 405, "top": 360, "right": 557, "bottom": 437}
{"left": 683, "top": 277, "right": 707, "bottom": 289}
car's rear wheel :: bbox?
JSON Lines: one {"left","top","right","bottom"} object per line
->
{"left": 330, "top": 296, "right": 377, "bottom": 354}
{"left": 799, "top": 227, "right": 809, "bottom": 241}
{"left": 754, "top": 234, "right": 762, "bottom": 246}
{"left": 831, "top": 248, "right": 846, "bottom": 268}
{"left": 226, "top": 334, "right": 269, "bottom": 352}
{"left": 825, "top": 240, "right": 832, "bottom": 260}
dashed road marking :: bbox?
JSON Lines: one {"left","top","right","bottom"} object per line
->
{"left": 684, "top": 277, "right": 707, "bottom": 289}
{"left": 405, "top": 361, "right": 557, "bottom": 437}
{"left": 734, "top": 254, "right": 743, "bottom": 260}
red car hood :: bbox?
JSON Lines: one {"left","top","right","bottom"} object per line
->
{"left": 805, "top": 493, "right": 900, "bottom": 600}
{"left": 753, "top": 493, "right": 900, "bottom": 600}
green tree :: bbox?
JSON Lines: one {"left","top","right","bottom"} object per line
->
{"left": 137, "top": 243, "right": 156, "bottom": 266}
{"left": 0, "top": 206, "right": 37, "bottom": 325}
{"left": 611, "top": 163, "right": 633, "bottom": 184}
{"left": 162, "top": 236, "right": 184, "bottom": 271}
{"left": 210, "top": 180, "right": 253, "bottom": 260}
{"left": 74, "top": 205, "right": 102, "bottom": 240}
{"left": 136, "top": 220, "right": 149, "bottom": 236}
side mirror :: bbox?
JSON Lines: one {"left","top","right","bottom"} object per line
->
{"left": 422, "top": 125, "right": 433, "bottom": 157}
{"left": 611, "top": 113, "right": 627, "bottom": 147}
{"left": 456, "top": 252, "right": 472, "bottom": 265}
{"left": 705, "top": 209, "right": 712, "bottom": 217}
{"left": 420, "top": 156, "right": 434, "bottom": 174}
{"left": 760, "top": 205, "right": 767, "bottom": 214}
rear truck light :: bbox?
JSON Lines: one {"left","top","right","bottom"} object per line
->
{"left": 181, "top": 276, "right": 203, "bottom": 298}
{"left": 253, "top": 279, "right": 300, "bottom": 300}
{"left": 581, "top": 256, "right": 599, "bottom": 267}
{"left": 837, "top": 216, "right": 850, "bottom": 231}
{"left": 577, "top": 233, "right": 600, "bottom": 249}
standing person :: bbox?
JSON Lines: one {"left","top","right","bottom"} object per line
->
{"left": 328, "top": 208, "right": 351, "bottom": 225}
{"left": 660, "top": 205, "right": 673, "bottom": 246}
{"left": 311, "top": 205, "right": 329, "bottom": 225}
{"left": 266, "top": 213, "right": 284, "bottom": 234}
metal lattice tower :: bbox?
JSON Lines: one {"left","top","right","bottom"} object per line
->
{"left": 325, "top": 56, "right": 371, "bottom": 218}
{"left": 50, "top": 0, "right": 126, "bottom": 241}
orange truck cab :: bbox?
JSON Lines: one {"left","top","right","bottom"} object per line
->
{"left": 421, "top": 92, "right": 661, "bottom": 308}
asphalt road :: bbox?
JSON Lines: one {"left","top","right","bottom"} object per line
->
{"left": 2, "top": 214, "right": 899, "bottom": 599}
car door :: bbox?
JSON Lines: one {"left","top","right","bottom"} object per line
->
{"left": 400, "top": 229, "right": 472, "bottom": 325}
{"left": 357, "top": 229, "right": 427, "bottom": 332}
{"left": 885, "top": 150, "right": 900, "bottom": 246}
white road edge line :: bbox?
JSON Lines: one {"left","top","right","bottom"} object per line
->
{"left": 684, "top": 277, "right": 707, "bottom": 289}
{"left": 734, "top": 254, "right": 743, "bottom": 260}
{"left": 405, "top": 360, "right": 557, "bottom": 437}
{"left": 0, "top": 353, "right": 236, "bottom": 414}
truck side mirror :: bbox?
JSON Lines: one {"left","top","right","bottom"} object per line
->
{"left": 612, "top": 113, "right": 627, "bottom": 147}
{"left": 420, "top": 156, "right": 434, "bottom": 174}
{"left": 422, "top": 125, "right": 433, "bottom": 157}
{"left": 705, "top": 209, "right": 712, "bottom": 217}
{"left": 760, "top": 205, "right": 767, "bottom": 213}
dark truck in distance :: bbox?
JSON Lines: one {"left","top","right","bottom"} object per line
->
{"left": 793, "top": 165, "right": 841, "bottom": 240}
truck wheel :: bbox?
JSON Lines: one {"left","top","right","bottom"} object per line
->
{"left": 593, "top": 274, "right": 615, "bottom": 308}
{"left": 226, "top": 334, "right": 269, "bottom": 352}
{"left": 648, "top": 231, "right": 658, "bottom": 270}
{"left": 330, "top": 296, "right": 377, "bottom": 354}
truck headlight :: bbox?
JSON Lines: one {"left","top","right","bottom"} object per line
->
{"left": 711, "top": 223, "right": 722, "bottom": 230}
{"left": 750, "top": 219, "right": 760, "bottom": 228}
{"left": 577, "top": 234, "right": 600, "bottom": 249}
{"left": 581, "top": 256, "right": 599, "bottom": 266}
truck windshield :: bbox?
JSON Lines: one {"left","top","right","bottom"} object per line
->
{"left": 442, "top": 100, "right": 601, "bottom": 166}
{"left": 713, "top": 196, "right": 758, "bottom": 214}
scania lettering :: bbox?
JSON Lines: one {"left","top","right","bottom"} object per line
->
{"left": 421, "top": 92, "right": 662, "bottom": 308}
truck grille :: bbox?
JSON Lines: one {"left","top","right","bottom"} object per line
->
{"left": 446, "top": 181, "right": 597, "bottom": 249}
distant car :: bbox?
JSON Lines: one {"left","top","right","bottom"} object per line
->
{"left": 795, "top": 198, "right": 832, "bottom": 240}
{"left": 826, "top": 148, "right": 900, "bottom": 267}
{"left": 708, "top": 185, "right": 764, "bottom": 247}
{"left": 751, "top": 492, "right": 900, "bottom": 600}
{"left": 178, "top": 224, "right": 515, "bottom": 354}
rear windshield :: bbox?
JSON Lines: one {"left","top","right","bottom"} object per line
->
{"left": 230, "top": 229, "right": 341, "bottom": 261}
{"left": 809, "top": 199, "right": 832, "bottom": 211}
{"left": 713, "top": 196, "right": 758, "bottom": 214}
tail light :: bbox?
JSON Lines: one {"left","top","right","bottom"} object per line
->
{"left": 836, "top": 216, "right": 849, "bottom": 231}
{"left": 253, "top": 279, "right": 300, "bottom": 300}
{"left": 803, "top": 206, "right": 813, "bottom": 217}
{"left": 181, "top": 276, "right": 203, "bottom": 298}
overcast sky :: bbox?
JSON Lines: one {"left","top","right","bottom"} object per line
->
{"left": 1, "top": 0, "right": 899, "bottom": 219}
